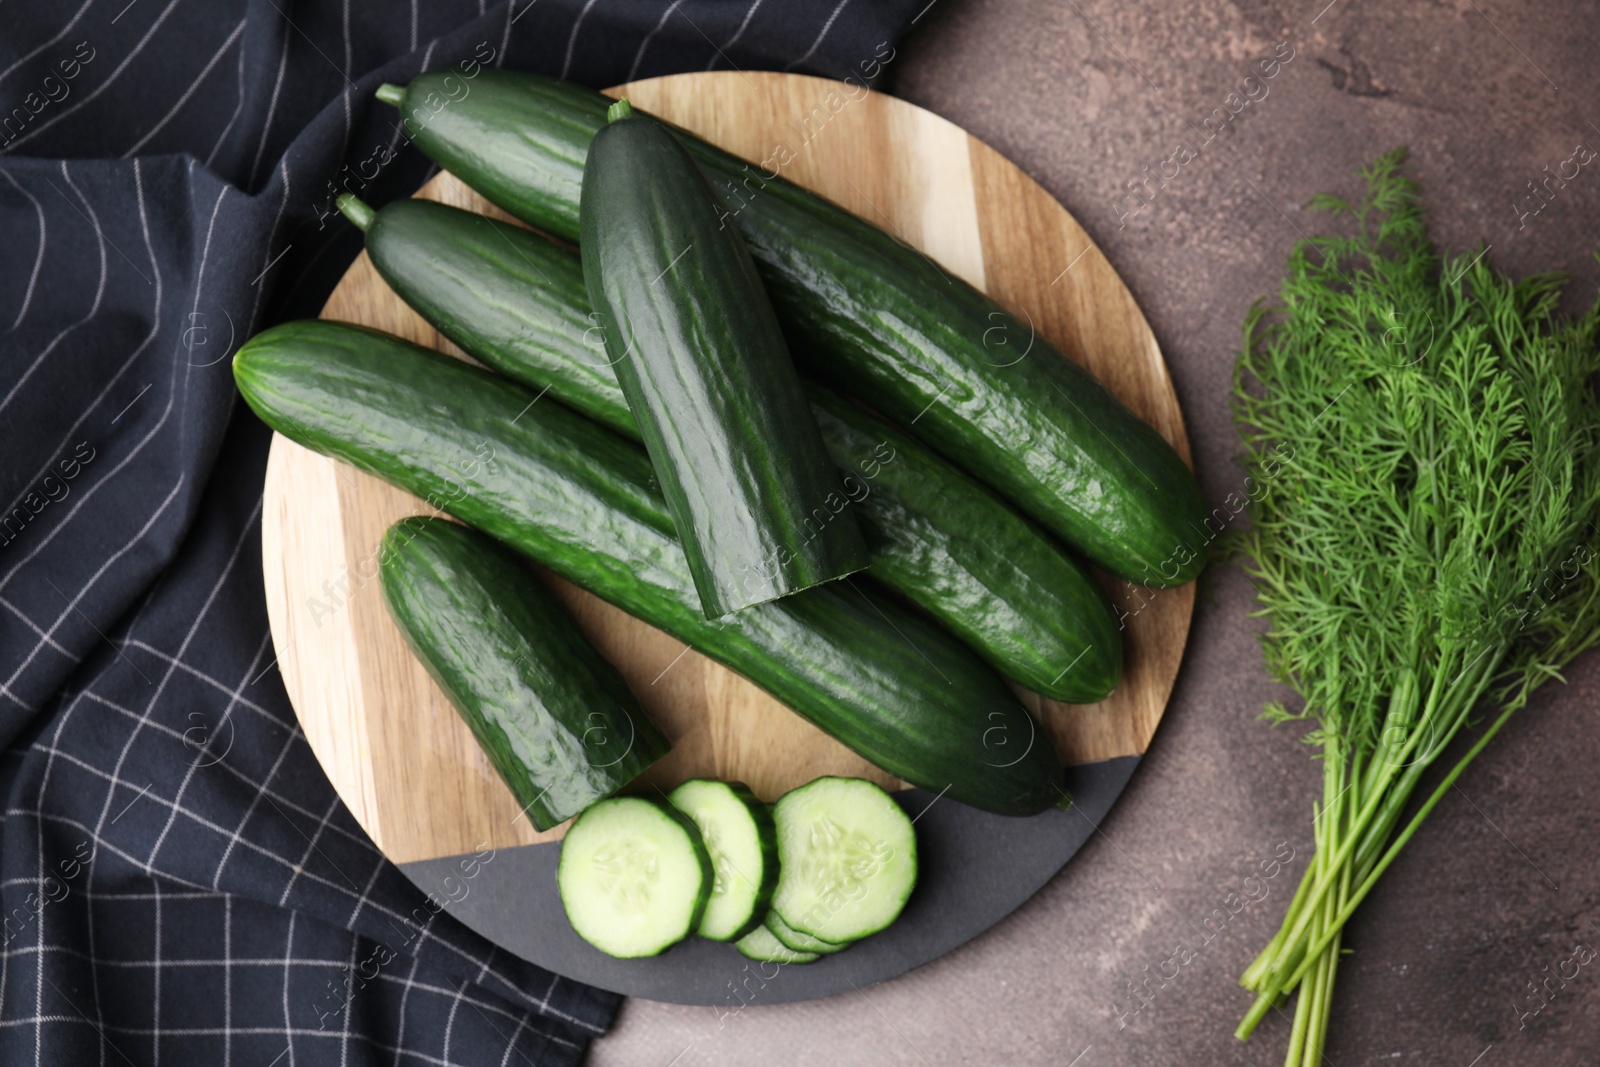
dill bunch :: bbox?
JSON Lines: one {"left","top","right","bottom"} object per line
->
{"left": 1231, "top": 147, "right": 1600, "bottom": 1063}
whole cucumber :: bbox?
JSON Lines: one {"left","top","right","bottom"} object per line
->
{"left": 235, "top": 321, "right": 1064, "bottom": 816}
{"left": 580, "top": 99, "right": 869, "bottom": 618}
{"left": 379, "top": 516, "right": 667, "bottom": 830}
{"left": 376, "top": 72, "right": 1209, "bottom": 588}
{"left": 340, "top": 193, "right": 1120, "bottom": 701}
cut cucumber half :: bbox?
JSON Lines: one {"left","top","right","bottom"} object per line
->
{"left": 735, "top": 924, "right": 819, "bottom": 964}
{"left": 667, "top": 780, "right": 778, "bottom": 941}
{"left": 771, "top": 777, "right": 918, "bottom": 944}
{"left": 557, "top": 797, "right": 711, "bottom": 958}
{"left": 765, "top": 912, "right": 850, "bottom": 955}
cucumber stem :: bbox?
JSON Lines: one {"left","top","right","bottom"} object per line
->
{"left": 337, "top": 194, "right": 376, "bottom": 232}
{"left": 376, "top": 83, "right": 406, "bottom": 107}
{"left": 607, "top": 97, "right": 635, "bottom": 123}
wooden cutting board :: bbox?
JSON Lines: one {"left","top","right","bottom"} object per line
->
{"left": 262, "top": 71, "right": 1195, "bottom": 868}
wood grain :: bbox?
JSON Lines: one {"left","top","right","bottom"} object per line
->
{"left": 261, "top": 72, "right": 1195, "bottom": 864}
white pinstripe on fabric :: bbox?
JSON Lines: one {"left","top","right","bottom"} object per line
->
{"left": 142, "top": 629, "right": 272, "bottom": 870}
{"left": 84, "top": 495, "right": 263, "bottom": 864}
{"left": 559, "top": 0, "right": 604, "bottom": 80}
{"left": 391, "top": 953, "right": 423, "bottom": 1067}
{"left": 708, "top": 0, "right": 765, "bottom": 68}
{"left": 24, "top": 766, "right": 390, "bottom": 914}
{"left": 276, "top": 793, "right": 365, "bottom": 906}
{"left": 223, "top": 894, "right": 233, "bottom": 1067}
{"left": 439, "top": 968, "right": 464, "bottom": 1066}
{"left": 0, "top": 476, "right": 185, "bottom": 705}
{"left": 0, "top": 314, "right": 181, "bottom": 603}
{"left": 337, "top": 937, "right": 359, "bottom": 1066}
{"left": 784, "top": 0, "right": 854, "bottom": 71}
{"left": 248, "top": 20, "right": 294, "bottom": 189}
{"left": 121, "top": 18, "right": 248, "bottom": 158}
{"left": 183, "top": 183, "right": 231, "bottom": 367}
{"left": 76, "top": 690, "right": 374, "bottom": 862}
{"left": 0, "top": 159, "right": 165, "bottom": 552}
{"left": 627, "top": 0, "right": 685, "bottom": 81}
{"left": 0, "top": 0, "right": 94, "bottom": 87}
{"left": 496, "top": 3, "right": 513, "bottom": 67}
{"left": 120, "top": 639, "right": 283, "bottom": 727}
{"left": 0, "top": 170, "right": 46, "bottom": 330}
{"left": 3, "top": 946, "right": 370, "bottom": 968}
{"left": 342, "top": 0, "right": 354, "bottom": 136}
{"left": 150, "top": 880, "right": 161, "bottom": 1064}
{"left": 0, "top": 1017, "right": 566, "bottom": 1066}
{"left": 0, "top": 597, "right": 70, "bottom": 659}
{"left": 246, "top": 158, "right": 293, "bottom": 331}
{"left": 15, "top": 785, "right": 608, "bottom": 1035}
{"left": 282, "top": 911, "right": 297, "bottom": 1067}
{"left": 0, "top": 163, "right": 108, "bottom": 422}
{"left": 204, "top": 33, "right": 250, "bottom": 169}
{"left": 496, "top": 1010, "right": 531, "bottom": 1067}
{"left": 209, "top": 725, "right": 322, "bottom": 891}
{"left": 3, "top": 0, "right": 190, "bottom": 153}
{"left": 2, "top": 801, "right": 592, "bottom": 1043}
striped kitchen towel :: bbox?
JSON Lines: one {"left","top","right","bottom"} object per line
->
{"left": 0, "top": 1, "right": 921, "bottom": 1063}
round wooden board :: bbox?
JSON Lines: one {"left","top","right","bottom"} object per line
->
{"left": 262, "top": 72, "right": 1195, "bottom": 1000}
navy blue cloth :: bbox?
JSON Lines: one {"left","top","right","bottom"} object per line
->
{"left": 0, "top": 2, "right": 919, "bottom": 1062}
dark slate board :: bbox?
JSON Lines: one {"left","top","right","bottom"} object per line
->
{"left": 401, "top": 756, "right": 1139, "bottom": 1004}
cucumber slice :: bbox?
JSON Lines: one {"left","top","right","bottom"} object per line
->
{"left": 771, "top": 777, "right": 918, "bottom": 944}
{"left": 765, "top": 911, "right": 850, "bottom": 955}
{"left": 557, "top": 797, "right": 711, "bottom": 958}
{"left": 667, "top": 780, "right": 778, "bottom": 941}
{"left": 735, "top": 924, "right": 819, "bottom": 964}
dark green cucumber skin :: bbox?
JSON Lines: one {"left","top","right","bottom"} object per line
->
{"left": 805, "top": 391, "right": 1120, "bottom": 702}
{"left": 765, "top": 912, "right": 849, "bottom": 954}
{"left": 363, "top": 199, "right": 630, "bottom": 432}
{"left": 734, "top": 929, "right": 817, "bottom": 964}
{"left": 352, "top": 197, "right": 1119, "bottom": 701}
{"left": 386, "top": 71, "right": 1208, "bottom": 588}
{"left": 579, "top": 109, "right": 868, "bottom": 618}
{"left": 233, "top": 321, "right": 1062, "bottom": 817}
{"left": 378, "top": 517, "right": 666, "bottom": 830}
{"left": 669, "top": 779, "right": 778, "bottom": 942}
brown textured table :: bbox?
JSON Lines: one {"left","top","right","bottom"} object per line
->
{"left": 589, "top": 3, "right": 1600, "bottom": 1064}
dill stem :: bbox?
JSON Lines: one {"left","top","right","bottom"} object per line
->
{"left": 1251, "top": 644, "right": 1503, "bottom": 997}
{"left": 1235, "top": 985, "right": 1279, "bottom": 1040}
{"left": 1285, "top": 738, "right": 1345, "bottom": 1064}
{"left": 1256, "top": 663, "right": 1445, "bottom": 979}
{"left": 1241, "top": 853, "right": 1316, "bottom": 990}
{"left": 1305, "top": 754, "right": 1355, "bottom": 1066}
{"left": 1281, "top": 699, "right": 1523, "bottom": 990}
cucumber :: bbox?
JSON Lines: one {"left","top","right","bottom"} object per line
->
{"left": 805, "top": 389, "right": 1120, "bottom": 703}
{"left": 764, "top": 911, "right": 850, "bottom": 956}
{"left": 378, "top": 516, "right": 667, "bottom": 830}
{"left": 666, "top": 780, "right": 777, "bottom": 941}
{"left": 376, "top": 72, "right": 1209, "bottom": 588}
{"left": 770, "top": 777, "right": 917, "bottom": 944}
{"left": 735, "top": 924, "right": 818, "bottom": 965}
{"left": 557, "top": 796, "right": 711, "bottom": 958}
{"left": 233, "top": 321, "right": 1064, "bottom": 817}
{"left": 336, "top": 194, "right": 629, "bottom": 433}
{"left": 580, "top": 100, "right": 868, "bottom": 617}
{"left": 337, "top": 193, "right": 1120, "bottom": 702}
